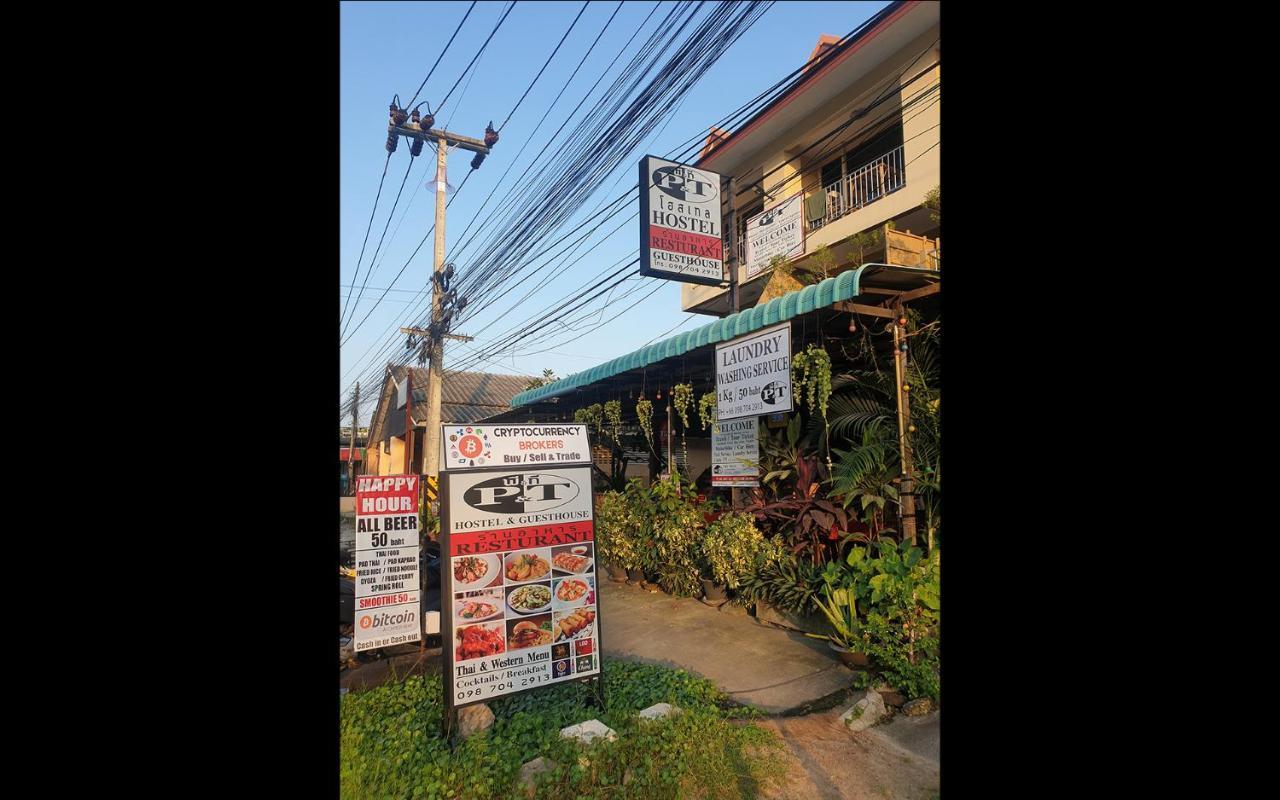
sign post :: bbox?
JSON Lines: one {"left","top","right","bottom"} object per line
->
{"left": 438, "top": 424, "right": 605, "bottom": 740}
{"left": 353, "top": 475, "right": 422, "bottom": 652}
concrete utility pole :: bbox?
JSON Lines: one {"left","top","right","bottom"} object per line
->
{"left": 387, "top": 109, "right": 493, "bottom": 479}
{"left": 348, "top": 383, "right": 360, "bottom": 489}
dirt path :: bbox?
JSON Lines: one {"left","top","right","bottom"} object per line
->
{"left": 753, "top": 708, "right": 939, "bottom": 800}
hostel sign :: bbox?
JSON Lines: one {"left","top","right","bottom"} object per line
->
{"left": 638, "top": 155, "right": 725, "bottom": 286}
{"left": 715, "top": 322, "right": 793, "bottom": 421}
{"left": 353, "top": 474, "right": 421, "bottom": 652}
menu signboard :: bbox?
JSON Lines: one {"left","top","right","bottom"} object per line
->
{"left": 440, "top": 464, "right": 602, "bottom": 712}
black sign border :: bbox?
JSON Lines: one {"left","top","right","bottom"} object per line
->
{"left": 440, "top": 465, "right": 606, "bottom": 737}
{"left": 638, "top": 154, "right": 729, "bottom": 288}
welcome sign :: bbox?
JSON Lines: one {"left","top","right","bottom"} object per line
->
{"left": 744, "top": 193, "right": 805, "bottom": 280}
{"left": 638, "top": 155, "right": 725, "bottom": 286}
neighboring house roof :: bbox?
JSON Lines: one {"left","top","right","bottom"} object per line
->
{"left": 368, "top": 367, "right": 536, "bottom": 441}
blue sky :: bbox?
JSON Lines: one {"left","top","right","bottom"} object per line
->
{"left": 340, "top": 0, "right": 890, "bottom": 422}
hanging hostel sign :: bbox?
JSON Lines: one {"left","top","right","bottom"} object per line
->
{"left": 712, "top": 416, "right": 759, "bottom": 487}
{"left": 439, "top": 423, "right": 603, "bottom": 719}
{"left": 353, "top": 475, "right": 421, "bottom": 652}
{"left": 744, "top": 193, "right": 805, "bottom": 280}
{"left": 638, "top": 155, "right": 725, "bottom": 286}
{"left": 716, "top": 321, "right": 793, "bottom": 421}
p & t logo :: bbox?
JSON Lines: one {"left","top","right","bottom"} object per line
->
{"left": 652, "top": 164, "right": 718, "bottom": 204}
{"left": 463, "top": 473, "right": 579, "bottom": 514}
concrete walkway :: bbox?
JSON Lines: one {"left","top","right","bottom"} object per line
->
{"left": 597, "top": 578, "right": 853, "bottom": 713}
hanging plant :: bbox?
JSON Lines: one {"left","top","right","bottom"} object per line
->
{"left": 792, "top": 344, "right": 834, "bottom": 469}
{"left": 672, "top": 383, "right": 693, "bottom": 476}
{"left": 698, "top": 392, "right": 718, "bottom": 431}
{"left": 636, "top": 397, "right": 654, "bottom": 451}
{"left": 603, "top": 399, "right": 622, "bottom": 443}
{"left": 573, "top": 403, "right": 603, "bottom": 435}
{"left": 672, "top": 384, "right": 693, "bottom": 429}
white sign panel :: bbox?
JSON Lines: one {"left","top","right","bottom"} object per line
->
{"left": 712, "top": 417, "right": 759, "bottom": 487}
{"left": 440, "top": 423, "right": 592, "bottom": 471}
{"left": 442, "top": 466, "right": 601, "bottom": 708}
{"left": 353, "top": 474, "right": 422, "bottom": 652}
{"left": 715, "top": 322, "right": 793, "bottom": 421}
{"left": 744, "top": 193, "right": 805, "bottom": 280}
{"left": 638, "top": 155, "right": 725, "bottom": 286}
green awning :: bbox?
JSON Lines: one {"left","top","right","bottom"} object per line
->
{"left": 509, "top": 263, "right": 937, "bottom": 408}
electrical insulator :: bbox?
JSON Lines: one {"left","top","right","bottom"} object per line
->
{"left": 408, "top": 108, "right": 424, "bottom": 156}
{"left": 386, "top": 100, "right": 404, "bottom": 153}
{"left": 470, "top": 152, "right": 486, "bottom": 170}
{"left": 445, "top": 262, "right": 455, "bottom": 281}
{"left": 484, "top": 121, "right": 498, "bottom": 147}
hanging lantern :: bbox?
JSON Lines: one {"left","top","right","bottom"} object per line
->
{"left": 848, "top": 317, "right": 857, "bottom": 333}
{"left": 908, "top": 424, "right": 916, "bottom": 433}
{"left": 898, "top": 342, "right": 908, "bottom": 352}
{"left": 902, "top": 383, "right": 911, "bottom": 392}
{"left": 897, "top": 315, "right": 908, "bottom": 326}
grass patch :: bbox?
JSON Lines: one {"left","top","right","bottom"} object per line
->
{"left": 341, "top": 660, "right": 784, "bottom": 799}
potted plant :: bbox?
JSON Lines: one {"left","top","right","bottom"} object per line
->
{"left": 700, "top": 510, "right": 777, "bottom": 606}
{"left": 594, "top": 491, "right": 635, "bottom": 582}
{"left": 805, "top": 562, "right": 871, "bottom": 667}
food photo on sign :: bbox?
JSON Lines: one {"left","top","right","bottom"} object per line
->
{"left": 505, "top": 548, "right": 553, "bottom": 583}
{"left": 455, "top": 621, "right": 505, "bottom": 661}
{"left": 552, "top": 575, "right": 594, "bottom": 608}
{"left": 454, "top": 587, "right": 504, "bottom": 624}
{"left": 551, "top": 543, "right": 594, "bottom": 576}
{"left": 553, "top": 606, "right": 596, "bottom": 642}
{"left": 452, "top": 553, "right": 502, "bottom": 589}
{"left": 507, "top": 614, "right": 555, "bottom": 651}
{"left": 506, "top": 582, "right": 553, "bottom": 615}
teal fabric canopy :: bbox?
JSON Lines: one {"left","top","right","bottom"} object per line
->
{"left": 509, "top": 264, "right": 935, "bottom": 408}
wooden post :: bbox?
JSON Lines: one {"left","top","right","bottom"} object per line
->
{"left": 891, "top": 304, "right": 917, "bottom": 545}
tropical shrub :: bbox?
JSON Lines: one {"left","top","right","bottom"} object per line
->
{"left": 737, "top": 553, "right": 826, "bottom": 616}
{"left": 595, "top": 490, "right": 641, "bottom": 571}
{"left": 700, "top": 511, "right": 780, "bottom": 589}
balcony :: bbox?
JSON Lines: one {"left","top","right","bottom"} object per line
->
{"left": 809, "top": 144, "right": 906, "bottom": 231}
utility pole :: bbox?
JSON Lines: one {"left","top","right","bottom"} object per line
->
{"left": 891, "top": 304, "right": 917, "bottom": 545}
{"left": 724, "top": 175, "right": 742, "bottom": 510}
{"left": 386, "top": 102, "right": 494, "bottom": 479}
{"left": 725, "top": 175, "right": 739, "bottom": 315}
{"left": 404, "top": 370, "right": 413, "bottom": 474}
{"left": 348, "top": 383, "right": 360, "bottom": 490}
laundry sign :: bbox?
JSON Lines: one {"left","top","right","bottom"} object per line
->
{"left": 638, "top": 155, "right": 725, "bottom": 286}
{"left": 715, "top": 322, "right": 793, "bottom": 421}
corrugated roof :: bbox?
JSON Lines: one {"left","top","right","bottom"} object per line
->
{"left": 391, "top": 367, "right": 535, "bottom": 424}
{"left": 510, "top": 263, "right": 937, "bottom": 408}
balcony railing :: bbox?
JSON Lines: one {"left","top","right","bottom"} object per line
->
{"left": 810, "top": 144, "right": 906, "bottom": 231}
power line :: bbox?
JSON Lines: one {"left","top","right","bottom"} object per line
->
{"left": 339, "top": 152, "right": 392, "bottom": 327}
{"left": 436, "top": 0, "right": 517, "bottom": 115}
{"left": 341, "top": 151, "right": 417, "bottom": 340}
{"left": 405, "top": 0, "right": 478, "bottom": 112}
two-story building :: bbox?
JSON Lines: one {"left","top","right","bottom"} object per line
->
{"left": 684, "top": 0, "right": 939, "bottom": 316}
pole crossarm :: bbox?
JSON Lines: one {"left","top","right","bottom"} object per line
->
{"left": 388, "top": 123, "right": 491, "bottom": 154}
